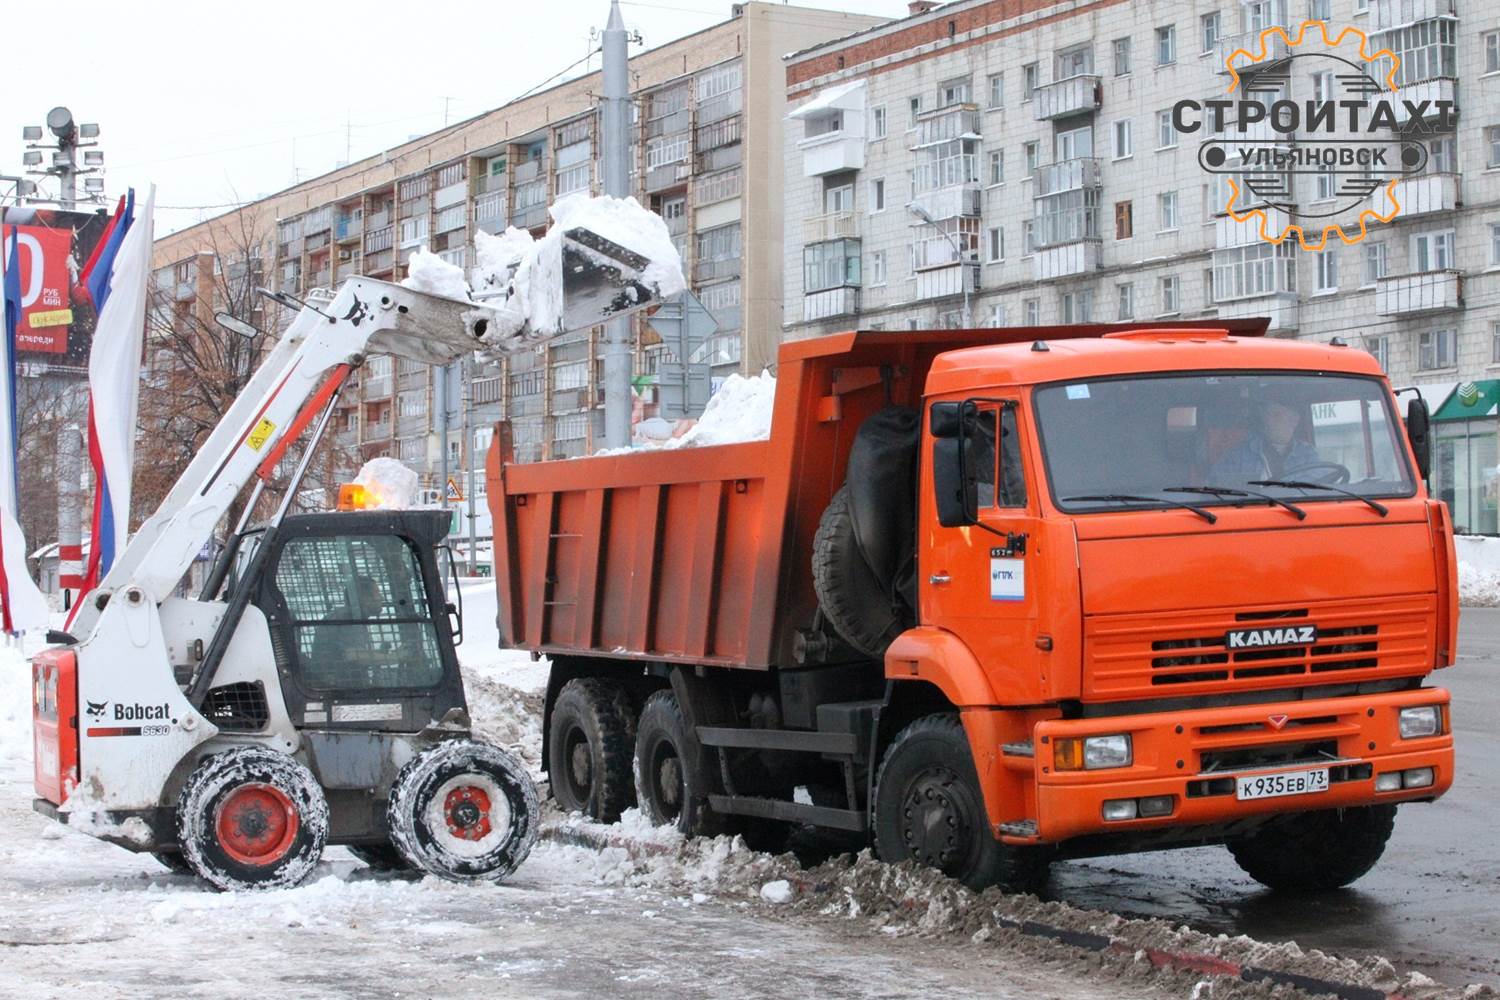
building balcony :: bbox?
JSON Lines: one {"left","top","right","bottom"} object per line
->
{"left": 335, "top": 258, "right": 359, "bottom": 281}
{"left": 1031, "top": 240, "right": 1101, "bottom": 281}
{"left": 915, "top": 262, "right": 979, "bottom": 302}
{"left": 914, "top": 104, "right": 981, "bottom": 146}
{"left": 364, "top": 375, "right": 393, "bottom": 399}
{"left": 1369, "top": 172, "right": 1460, "bottom": 218}
{"left": 1033, "top": 157, "right": 1100, "bottom": 197}
{"left": 434, "top": 180, "right": 467, "bottom": 209}
{"left": 804, "top": 211, "right": 859, "bottom": 242}
{"left": 911, "top": 185, "right": 982, "bottom": 221}
{"left": 336, "top": 216, "right": 363, "bottom": 241}
{"left": 1032, "top": 75, "right": 1101, "bottom": 122}
{"left": 397, "top": 413, "right": 429, "bottom": 437}
{"left": 693, "top": 256, "right": 740, "bottom": 285}
{"left": 303, "top": 230, "right": 330, "bottom": 253}
{"left": 1217, "top": 26, "right": 1292, "bottom": 75}
{"left": 1385, "top": 78, "right": 1457, "bottom": 127}
{"left": 1375, "top": 270, "right": 1462, "bottom": 316}
{"left": 366, "top": 210, "right": 391, "bottom": 231}
{"left": 645, "top": 160, "right": 691, "bottom": 193}
{"left": 512, "top": 202, "right": 548, "bottom": 231}
{"left": 797, "top": 128, "right": 866, "bottom": 178}
{"left": 1215, "top": 208, "right": 1293, "bottom": 247}
{"left": 1370, "top": 0, "right": 1456, "bottom": 31}
{"left": 1214, "top": 290, "right": 1299, "bottom": 331}
{"left": 803, "top": 287, "right": 860, "bottom": 322}
{"left": 307, "top": 269, "right": 330, "bottom": 290}
{"left": 174, "top": 281, "right": 196, "bottom": 302}
{"left": 363, "top": 419, "right": 392, "bottom": 441}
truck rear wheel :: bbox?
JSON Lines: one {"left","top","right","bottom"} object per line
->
{"left": 1227, "top": 804, "right": 1397, "bottom": 890}
{"left": 387, "top": 740, "right": 538, "bottom": 883}
{"left": 176, "top": 746, "right": 329, "bottom": 892}
{"left": 873, "top": 715, "right": 1051, "bottom": 894}
{"left": 548, "top": 678, "right": 637, "bottom": 822}
{"left": 633, "top": 691, "right": 722, "bottom": 836}
{"left": 813, "top": 484, "right": 905, "bottom": 659}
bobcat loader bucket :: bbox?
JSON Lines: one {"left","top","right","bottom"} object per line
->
{"left": 558, "top": 227, "right": 657, "bottom": 334}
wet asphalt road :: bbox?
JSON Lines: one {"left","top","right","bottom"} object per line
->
{"left": 1049, "top": 607, "right": 1500, "bottom": 989}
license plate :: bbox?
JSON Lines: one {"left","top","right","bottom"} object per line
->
{"left": 1235, "top": 767, "right": 1330, "bottom": 801}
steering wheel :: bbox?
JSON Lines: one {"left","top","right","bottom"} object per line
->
{"left": 1284, "top": 461, "right": 1350, "bottom": 485}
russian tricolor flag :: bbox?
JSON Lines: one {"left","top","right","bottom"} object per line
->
{"left": 0, "top": 228, "right": 49, "bottom": 632}
{"left": 68, "top": 187, "right": 155, "bottom": 626}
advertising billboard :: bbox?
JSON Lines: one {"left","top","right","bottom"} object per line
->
{"left": 0, "top": 204, "right": 116, "bottom": 370}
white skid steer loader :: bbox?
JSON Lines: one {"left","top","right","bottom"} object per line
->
{"left": 31, "top": 212, "right": 675, "bottom": 891}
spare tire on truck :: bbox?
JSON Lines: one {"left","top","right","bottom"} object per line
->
{"left": 812, "top": 407, "right": 920, "bottom": 659}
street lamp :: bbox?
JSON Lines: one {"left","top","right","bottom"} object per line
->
{"left": 908, "top": 202, "right": 971, "bottom": 327}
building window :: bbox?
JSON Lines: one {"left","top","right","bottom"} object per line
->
{"left": 1061, "top": 289, "right": 1094, "bottom": 323}
{"left": 1115, "top": 200, "right": 1134, "bottom": 240}
{"left": 1113, "top": 37, "right": 1132, "bottom": 75}
{"left": 1308, "top": 0, "right": 1329, "bottom": 20}
{"left": 1486, "top": 31, "right": 1500, "bottom": 75}
{"left": 1213, "top": 242, "right": 1297, "bottom": 300}
{"left": 1355, "top": 0, "right": 1368, "bottom": 11}
{"left": 988, "top": 302, "right": 1006, "bottom": 327}
{"left": 1418, "top": 328, "right": 1456, "bottom": 370}
{"left": 1022, "top": 220, "right": 1036, "bottom": 256}
{"left": 803, "top": 239, "right": 861, "bottom": 292}
{"left": 869, "top": 250, "right": 886, "bottom": 286}
{"left": 825, "top": 182, "right": 854, "bottom": 214}
{"left": 1022, "top": 63, "right": 1038, "bottom": 101}
{"left": 909, "top": 96, "right": 923, "bottom": 126}
{"left": 1157, "top": 109, "right": 1177, "bottom": 149}
{"left": 1023, "top": 141, "right": 1040, "bottom": 175}
{"left": 1201, "top": 12, "right": 1221, "bottom": 53}
{"left": 870, "top": 106, "right": 887, "bottom": 139}
{"left": 1159, "top": 191, "right": 1179, "bottom": 231}
{"left": 1054, "top": 125, "right": 1093, "bottom": 161}
{"left": 1056, "top": 44, "right": 1094, "bottom": 78}
{"left": 1425, "top": 135, "right": 1458, "bottom": 174}
{"left": 1316, "top": 166, "right": 1337, "bottom": 201}
{"left": 870, "top": 178, "right": 886, "bottom": 213}
{"left": 1488, "top": 126, "right": 1500, "bottom": 169}
{"left": 1156, "top": 24, "right": 1176, "bottom": 66}
{"left": 1025, "top": 297, "right": 1040, "bottom": 325}
{"left": 1491, "top": 223, "right": 1500, "bottom": 266}
{"left": 1412, "top": 229, "right": 1456, "bottom": 271}
{"left": 1161, "top": 275, "right": 1180, "bottom": 314}
{"left": 1315, "top": 247, "right": 1339, "bottom": 292}
{"left": 1363, "top": 242, "right": 1388, "bottom": 285}
{"left": 938, "top": 77, "right": 971, "bottom": 108}
{"left": 988, "top": 150, "right": 1005, "bottom": 186}
{"left": 1492, "top": 322, "right": 1500, "bottom": 365}
{"left": 1383, "top": 20, "right": 1456, "bottom": 88}
{"left": 1365, "top": 335, "right": 1389, "bottom": 370}
{"left": 987, "top": 73, "right": 1004, "bottom": 109}
{"left": 1117, "top": 282, "right": 1135, "bottom": 319}
{"left": 1113, "top": 119, "right": 1133, "bottom": 159}
{"left": 987, "top": 226, "right": 1004, "bottom": 262}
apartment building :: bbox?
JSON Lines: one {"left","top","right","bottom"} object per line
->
{"left": 783, "top": 0, "right": 1500, "bottom": 528}
{"left": 150, "top": 2, "right": 883, "bottom": 488}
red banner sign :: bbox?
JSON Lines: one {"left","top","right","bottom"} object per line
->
{"left": 4, "top": 225, "right": 75, "bottom": 354}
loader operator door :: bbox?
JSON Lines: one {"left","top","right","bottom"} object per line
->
{"left": 256, "top": 513, "right": 466, "bottom": 731}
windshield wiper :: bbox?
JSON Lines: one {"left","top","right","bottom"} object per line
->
{"left": 1062, "top": 494, "right": 1218, "bottom": 524}
{"left": 1164, "top": 485, "right": 1306, "bottom": 520}
{"left": 1248, "top": 479, "right": 1389, "bottom": 517}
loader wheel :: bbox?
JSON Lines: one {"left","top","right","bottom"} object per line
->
{"left": 347, "top": 843, "right": 411, "bottom": 871}
{"left": 873, "top": 715, "right": 1051, "bottom": 894}
{"left": 387, "top": 740, "right": 538, "bottom": 883}
{"left": 176, "top": 746, "right": 329, "bottom": 892}
{"left": 547, "top": 678, "right": 637, "bottom": 822}
{"left": 1227, "top": 804, "right": 1397, "bottom": 891}
{"left": 151, "top": 850, "right": 193, "bottom": 875}
{"left": 633, "top": 691, "right": 723, "bottom": 837}
{"left": 813, "top": 485, "right": 904, "bottom": 659}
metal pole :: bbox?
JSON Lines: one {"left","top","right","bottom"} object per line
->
{"left": 462, "top": 357, "right": 478, "bottom": 575}
{"left": 600, "top": 0, "right": 633, "bottom": 449}
{"left": 437, "top": 362, "right": 450, "bottom": 526}
{"left": 56, "top": 420, "right": 81, "bottom": 609}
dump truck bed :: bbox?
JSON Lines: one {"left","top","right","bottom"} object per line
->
{"left": 485, "top": 322, "right": 1269, "bottom": 670}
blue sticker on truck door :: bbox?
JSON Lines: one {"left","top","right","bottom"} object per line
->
{"left": 990, "top": 557, "right": 1025, "bottom": 601}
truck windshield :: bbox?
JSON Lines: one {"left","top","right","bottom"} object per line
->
{"left": 1033, "top": 372, "right": 1416, "bottom": 513}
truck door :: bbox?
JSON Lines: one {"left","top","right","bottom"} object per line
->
{"left": 923, "top": 400, "right": 1046, "bottom": 696}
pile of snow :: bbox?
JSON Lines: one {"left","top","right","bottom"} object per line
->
{"left": 591, "top": 371, "right": 776, "bottom": 457}
{"left": 400, "top": 248, "right": 470, "bottom": 301}
{"left": 1456, "top": 534, "right": 1500, "bottom": 606}
{"left": 0, "top": 639, "right": 34, "bottom": 765}
{"left": 352, "top": 457, "right": 421, "bottom": 509}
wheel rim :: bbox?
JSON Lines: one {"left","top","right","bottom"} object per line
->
{"left": 650, "top": 739, "right": 683, "bottom": 819}
{"left": 899, "top": 766, "right": 973, "bottom": 873}
{"left": 424, "top": 774, "right": 512, "bottom": 858}
{"left": 561, "top": 726, "right": 594, "bottom": 807}
{"left": 215, "top": 783, "right": 299, "bottom": 867}
{"left": 444, "top": 784, "right": 495, "bottom": 842}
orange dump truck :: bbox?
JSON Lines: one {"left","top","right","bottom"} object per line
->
{"left": 486, "top": 322, "right": 1457, "bottom": 891}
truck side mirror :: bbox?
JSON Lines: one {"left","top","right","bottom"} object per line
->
{"left": 930, "top": 402, "right": 962, "bottom": 439}
{"left": 931, "top": 402, "right": 979, "bottom": 527}
{"left": 1406, "top": 396, "right": 1432, "bottom": 480}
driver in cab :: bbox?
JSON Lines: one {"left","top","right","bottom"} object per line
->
{"left": 1209, "top": 391, "right": 1322, "bottom": 481}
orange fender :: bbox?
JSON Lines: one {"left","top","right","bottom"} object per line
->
{"left": 885, "top": 626, "right": 998, "bottom": 706}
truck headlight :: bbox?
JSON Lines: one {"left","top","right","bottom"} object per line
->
{"left": 1398, "top": 706, "right": 1442, "bottom": 739}
{"left": 1055, "top": 734, "right": 1133, "bottom": 771}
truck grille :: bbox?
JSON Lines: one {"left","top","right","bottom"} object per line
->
{"left": 1084, "top": 595, "right": 1434, "bottom": 700}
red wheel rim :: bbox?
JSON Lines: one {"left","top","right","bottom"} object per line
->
{"left": 215, "top": 783, "right": 299, "bottom": 867}
{"left": 443, "top": 784, "right": 493, "bottom": 842}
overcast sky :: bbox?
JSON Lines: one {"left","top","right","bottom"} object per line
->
{"left": 1, "top": 0, "right": 913, "bottom": 236}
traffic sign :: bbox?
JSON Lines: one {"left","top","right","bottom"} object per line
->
{"left": 446, "top": 477, "right": 464, "bottom": 502}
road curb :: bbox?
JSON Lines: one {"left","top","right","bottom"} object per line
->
{"left": 539, "top": 822, "right": 1411, "bottom": 1000}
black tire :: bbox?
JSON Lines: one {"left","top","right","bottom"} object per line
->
{"left": 1227, "top": 805, "right": 1397, "bottom": 890}
{"left": 633, "top": 691, "right": 723, "bottom": 836}
{"left": 873, "top": 715, "right": 1051, "bottom": 893}
{"left": 547, "top": 678, "right": 637, "bottom": 822}
{"left": 151, "top": 850, "right": 193, "bottom": 875}
{"left": 813, "top": 484, "right": 904, "bottom": 659}
{"left": 347, "top": 843, "right": 412, "bottom": 870}
{"left": 176, "top": 746, "right": 329, "bottom": 892}
{"left": 387, "top": 740, "right": 538, "bottom": 883}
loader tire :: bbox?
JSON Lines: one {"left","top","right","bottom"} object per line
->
{"left": 547, "top": 678, "right": 637, "bottom": 822}
{"left": 151, "top": 850, "right": 193, "bottom": 875}
{"left": 813, "top": 484, "right": 904, "bottom": 659}
{"left": 633, "top": 691, "right": 724, "bottom": 837}
{"left": 347, "top": 843, "right": 411, "bottom": 871}
{"left": 176, "top": 746, "right": 329, "bottom": 892}
{"left": 873, "top": 715, "right": 1052, "bottom": 894}
{"left": 387, "top": 739, "right": 538, "bottom": 883}
{"left": 1227, "top": 804, "right": 1397, "bottom": 891}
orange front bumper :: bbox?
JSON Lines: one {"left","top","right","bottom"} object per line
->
{"left": 1023, "top": 687, "right": 1453, "bottom": 843}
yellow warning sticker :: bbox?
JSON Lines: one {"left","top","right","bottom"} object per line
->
{"left": 246, "top": 418, "right": 276, "bottom": 452}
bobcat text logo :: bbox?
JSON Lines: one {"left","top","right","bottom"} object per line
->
{"left": 110, "top": 702, "right": 172, "bottom": 721}
{"left": 1225, "top": 626, "right": 1318, "bottom": 649}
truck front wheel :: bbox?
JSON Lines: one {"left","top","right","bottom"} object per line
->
{"left": 1227, "top": 804, "right": 1397, "bottom": 890}
{"left": 633, "top": 691, "right": 722, "bottom": 836}
{"left": 548, "top": 678, "right": 637, "bottom": 822}
{"left": 873, "top": 715, "right": 1051, "bottom": 894}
